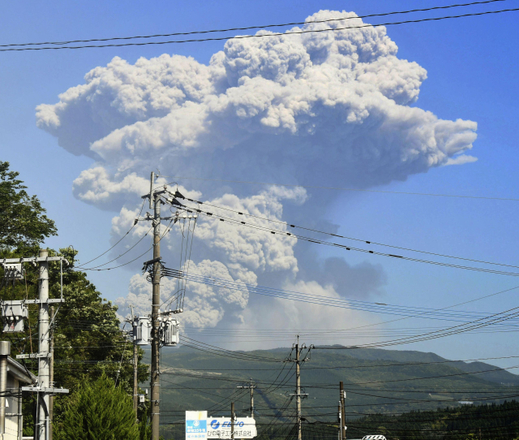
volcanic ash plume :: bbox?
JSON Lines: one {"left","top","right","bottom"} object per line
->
{"left": 38, "top": 10, "right": 477, "bottom": 343}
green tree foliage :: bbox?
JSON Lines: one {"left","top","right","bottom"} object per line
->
{"left": 0, "top": 248, "right": 148, "bottom": 395}
{"left": 35, "top": 249, "right": 148, "bottom": 432}
{"left": 0, "top": 161, "right": 56, "bottom": 253}
{"left": 49, "top": 248, "right": 148, "bottom": 396}
{"left": 54, "top": 374, "right": 140, "bottom": 440}
{"left": 0, "top": 163, "right": 148, "bottom": 434}
{"left": 346, "top": 400, "right": 519, "bottom": 440}
{"left": 246, "top": 401, "right": 519, "bottom": 440}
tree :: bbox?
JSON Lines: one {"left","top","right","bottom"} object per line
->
{"left": 47, "top": 248, "right": 149, "bottom": 433}
{"left": 0, "top": 163, "right": 148, "bottom": 434}
{"left": 49, "top": 248, "right": 148, "bottom": 396}
{"left": 54, "top": 374, "right": 140, "bottom": 440}
{"left": 0, "top": 161, "right": 57, "bottom": 253}
{"left": 3, "top": 248, "right": 150, "bottom": 436}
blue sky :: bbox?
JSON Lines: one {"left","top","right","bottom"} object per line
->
{"left": 1, "top": 0, "right": 519, "bottom": 368}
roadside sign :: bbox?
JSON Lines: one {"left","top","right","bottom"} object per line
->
{"left": 207, "top": 417, "right": 257, "bottom": 439}
{"left": 186, "top": 411, "right": 208, "bottom": 440}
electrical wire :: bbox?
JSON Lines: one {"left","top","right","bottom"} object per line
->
{"left": 180, "top": 335, "right": 284, "bottom": 363}
{"left": 145, "top": 353, "right": 519, "bottom": 372}
{"left": 315, "top": 304, "right": 519, "bottom": 350}
{"left": 74, "top": 199, "right": 146, "bottom": 268}
{"left": 77, "top": 226, "right": 153, "bottom": 271}
{"left": 165, "top": 175, "right": 519, "bottom": 202}
{"left": 81, "top": 217, "right": 174, "bottom": 272}
{"left": 181, "top": 206, "right": 519, "bottom": 277}
{"left": 163, "top": 268, "right": 519, "bottom": 324}
{"left": 0, "top": 0, "right": 508, "bottom": 49}
{"left": 182, "top": 197, "right": 519, "bottom": 271}
{"left": 2, "top": 6, "right": 518, "bottom": 52}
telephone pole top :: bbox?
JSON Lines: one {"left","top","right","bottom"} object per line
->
{"left": 237, "top": 378, "right": 257, "bottom": 418}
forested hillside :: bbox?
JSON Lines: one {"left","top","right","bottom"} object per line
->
{"left": 154, "top": 345, "right": 519, "bottom": 439}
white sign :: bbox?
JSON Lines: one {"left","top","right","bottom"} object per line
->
{"left": 207, "top": 417, "right": 257, "bottom": 439}
{"left": 186, "top": 411, "right": 208, "bottom": 440}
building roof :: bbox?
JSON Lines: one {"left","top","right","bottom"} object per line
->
{"left": 7, "top": 357, "right": 36, "bottom": 384}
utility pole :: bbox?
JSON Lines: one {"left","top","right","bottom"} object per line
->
{"left": 150, "top": 172, "right": 163, "bottom": 440}
{"left": 231, "top": 402, "right": 235, "bottom": 440}
{"left": 129, "top": 306, "right": 139, "bottom": 417}
{"left": 287, "top": 336, "right": 313, "bottom": 440}
{"left": 338, "top": 403, "right": 342, "bottom": 440}
{"left": 2, "top": 251, "right": 68, "bottom": 440}
{"left": 37, "top": 249, "right": 51, "bottom": 440}
{"left": 49, "top": 306, "right": 55, "bottom": 440}
{"left": 237, "top": 379, "right": 256, "bottom": 418}
{"left": 133, "top": 337, "right": 139, "bottom": 416}
{"left": 296, "top": 339, "right": 302, "bottom": 440}
{"left": 339, "top": 381, "right": 346, "bottom": 440}
{"left": 137, "top": 173, "right": 186, "bottom": 440}
{"left": 0, "top": 341, "right": 9, "bottom": 439}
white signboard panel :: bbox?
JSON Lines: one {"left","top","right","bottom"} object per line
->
{"left": 207, "top": 417, "right": 257, "bottom": 439}
{"left": 186, "top": 411, "right": 208, "bottom": 440}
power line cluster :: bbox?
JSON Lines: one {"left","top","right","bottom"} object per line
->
{"left": 2, "top": 0, "right": 518, "bottom": 52}
{"left": 174, "top": 197, "right": 519, "bottom": 277}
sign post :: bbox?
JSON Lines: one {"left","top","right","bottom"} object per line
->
{"left": 186, "top": 411, "right": 208, "bottom": 440}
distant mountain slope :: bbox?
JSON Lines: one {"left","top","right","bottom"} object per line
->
{"left": 155, "top": 345, "right": 519, "bottom": 440}
{"left": 320, "top": 346, "right": 519, "bottom": 386}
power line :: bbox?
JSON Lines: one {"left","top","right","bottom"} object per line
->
{"left": 179, "top": 196, "right": 519, "bottom": 270}
{"left": 153, "top": 353, "right": 519, "bottom": 372}
{"left": 74, "top": 199, "right": 146, "bottom": 268}
{"left": 179, "top": 206, "right": 519, "bottom": 277}
{"left": 79, "top": 217, "right": 174, "bottom": 272}
{"left": 180, "top": 335, "right": 284, "bottom": 363}
{"left": 166, "top": 176, "right": 519, "bottom": 203}
{"left": 315, "top": 304, "right": 519, "bottom": 350}
{"left": 2, "top": 6, "right": 518, "bottom": 52}
{"left": 76, "top": 226, "right": 153, "bottom": 271}
{"left": 0, "top": 0, "right": 507, "bottom": 49}
{"left": 166, "top": 270, "right": 519, "bottom": 323}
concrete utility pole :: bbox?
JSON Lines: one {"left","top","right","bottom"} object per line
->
{"left": 287, "top": 335, "right": 312, "bottom": 440}
{"left": 338, "top": 403, "right": 342, "bottom": 440}
{"left": 129, "top": 306, "right": 139, "bottom": 418}
{"left": 133, "top": 340, "right": 139, "bottom": 416}
{"left": 0, "top": 341, "right": 9, "bottom": 438}
{"left": 340, "top": 381, "right": 346, "bottom": 440}
{"left": 150, "top": 172, "right": 163, "bottom": 440}
{"left": 231, "top": 402, "right": 235, "bottom": 440}
{"left": 37, "top": 249, "right": 51, "bottom": 440}
{"left": 2, "top": 252, "right": 68, "bottom": 440}
{"left": 296, "top": 338, "right": 302, "bottom": 440}
{"left": 237, "top": 379, "right": 256, "bottom": 418}
{"left": 49, "top": 306, "right": 55, "bottom": 440}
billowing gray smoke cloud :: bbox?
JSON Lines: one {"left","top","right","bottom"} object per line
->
{"left": 37, "top": 10, "right": 477, "bottom": 346}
